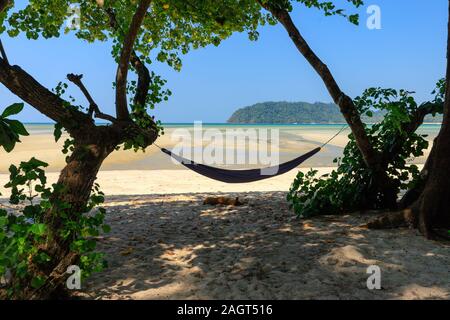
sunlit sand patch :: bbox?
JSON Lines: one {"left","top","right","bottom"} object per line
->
{"left": 393, "top": 284, "right": 449, "bottom": 300}
{"left": 130, "top": 282, "right": 192, "bottom": 300}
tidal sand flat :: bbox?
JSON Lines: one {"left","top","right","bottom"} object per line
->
{"left": 0, "top": 124, "right": 439, "bottom": 173}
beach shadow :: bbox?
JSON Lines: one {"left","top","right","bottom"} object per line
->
{"left": 79, "top": 192, "right": 450, "bottom": 300}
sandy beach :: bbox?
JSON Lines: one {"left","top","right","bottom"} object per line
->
{"left": 74, "top": 192, "right": 450, "bottom": 300}
{"left": 1, "top": 124, "right": 448, "bottom": 300}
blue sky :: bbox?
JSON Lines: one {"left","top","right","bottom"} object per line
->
{"left": 0, "top": 0, "right": 447, "bottom": 123}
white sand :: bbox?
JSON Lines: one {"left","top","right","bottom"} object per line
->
{"left": 0, "top": 167, "right": 335, "bottom": 197}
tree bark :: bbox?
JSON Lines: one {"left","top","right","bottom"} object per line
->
{"left": 398, "top": 137, "right": 437, "bottom": 210}
{"left": 413, "top": 133, "right": 450, "bottom": 237}
{"left": 115, "top": 0, "right": 152, "bottom": 120}
{"left": 0, "top": 0, "right": 8, "bottom": 13}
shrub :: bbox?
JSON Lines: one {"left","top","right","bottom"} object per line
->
{"left": 287, "top": 84, "right": 443, "bottom": 218}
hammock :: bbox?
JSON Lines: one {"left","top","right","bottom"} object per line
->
{"left": 155, "top": 125, "right": 347, "bottom": 184}
{"left": 159, "top": 147, "right": 321, "bottom": 183}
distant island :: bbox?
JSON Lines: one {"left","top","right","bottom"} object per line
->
{"left": 227, "top": 101, "right": 442, "bottom": 124}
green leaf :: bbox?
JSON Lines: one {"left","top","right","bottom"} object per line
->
{"left": 31, "top": 276, "right": 46, "bottom": 289}
{"left": 30, "top": 223, "right": 47, "bottom": 236}
{"left": 28, "top": 157, "right": 49, "bottom": 168}
{"left": 35, "top": 252, "right": 51, "bottom": 264}
{"left": 1, "top": 103, "right": 24, "bottom": 118}
{"left": 54, "top": 123, "right": 63, "bottom": 142}
{"left": 3, "top": 119, "right": 29, "bottom": 136}
{"left": 0, "top": 123, "right": 16, "bottom": 152}
{"left": 0, "top": 216, "right": 8, "bottom": 227}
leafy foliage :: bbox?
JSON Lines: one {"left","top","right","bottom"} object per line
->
{"left": 287, "top": 83, "right": 444, "bottom": 218}
{"left": 0, "top": 158, "right": 109, "bottom": 296}
{"left": 1, "top": 0, "right": 269, "bottom": 73}
{"left": 0, "top": 103, "right": 29, "bottom": 152}
{"left": 261, "top": 0, "right": 364, "bottom": 24}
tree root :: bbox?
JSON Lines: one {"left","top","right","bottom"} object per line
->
{"left": 366, "top": 208, "right": 450, "bottom": 242}
{"left": 366, "top": 209, "right": 416, "bottom": 230}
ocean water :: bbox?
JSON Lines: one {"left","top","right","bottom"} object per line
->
{"left": 24, "top": 122, "right": 442, "bottom": 134}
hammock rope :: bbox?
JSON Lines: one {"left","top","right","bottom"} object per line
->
{"left": 153, "top": 125, "right": 348, "bottom": 183}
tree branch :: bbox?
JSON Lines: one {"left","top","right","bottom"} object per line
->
{"left": 105, "top": 8, "right": 152, "bottom": 110}
{"left": 381, "top": 101, "right": 444, "bottom": 165}
{"left": 0, "top": 59, "right": 95, "bottom": 136}
{"left": 115, "top": 0, "right": 152, "bottom": 120}
{"left": 0, "top": 0, "right": 9, "bottom": 65}
{"left": 0, "top": 0, "right": 9, "bottom": 13}
{"left": 0, "top": 39, "right": 8, "bottom": 65}
{"left": 130, "top": 54, "right": 151, "bottom": 108}
{"left": 257, "top": 1, "right": 381, "bottom": 169}
{"left": 406, "top": 102, "right": 443, "bottom": 134}
{"left": 67, "top": 73, "right": 117, "bottom": 123}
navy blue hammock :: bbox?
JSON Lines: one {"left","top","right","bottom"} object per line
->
{"left": 154, "top": 126, "right": 347, "bottom": 184}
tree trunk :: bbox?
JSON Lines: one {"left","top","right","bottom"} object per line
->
{"left": 410, "top": 0, "right": 450, "bottom": 238}
{"left": 412, "top": 124, "right": 450, "bottom": 238}
{"left": 17, "top": 141, "right": 114, "bottom": 299}
{"left": 398, "top": 137, "right": 437, "bottom": 210}
{"left": 369, "top": 0, "right": 450, "bottom": 238}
